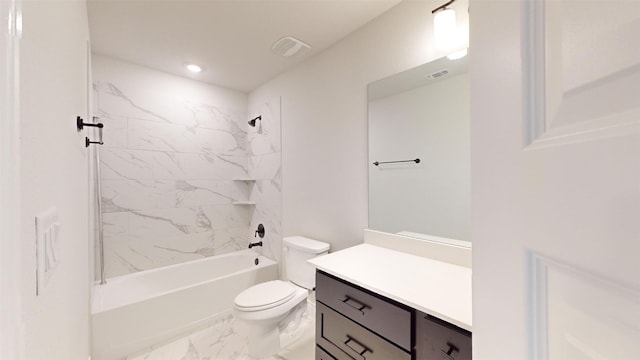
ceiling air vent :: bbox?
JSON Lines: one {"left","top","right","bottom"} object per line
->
{"left": 271, "top": 36, "right": 311, "bottom": 57}
{"left": 424, "top": 69, "right": 449, "bottom": 80}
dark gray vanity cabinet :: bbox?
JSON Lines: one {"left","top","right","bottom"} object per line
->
{"left": 315, "top": 270, "right": 471, "bottom": 360}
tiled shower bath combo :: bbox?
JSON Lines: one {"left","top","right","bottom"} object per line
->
{"left": 90, "top": 56, "right": 284, "bottom": 359}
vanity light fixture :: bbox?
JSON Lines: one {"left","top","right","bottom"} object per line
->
{"left": 432, "top": 0, "right": 468, "bottom": 60}
{"left": 184, "top": 63, "right": 203, "bottom": 73}
{"left": 432, "top": 0, "right": 458, "bottom": 51}
{"left": 431, "top": 0, "right": 467, "bottom": 60}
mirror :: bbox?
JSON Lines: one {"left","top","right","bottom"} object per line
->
{"left": 368, "top": 56, "right": 470, "bottom": 243}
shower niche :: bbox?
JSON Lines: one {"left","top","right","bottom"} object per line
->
{"left": 231, "top": 178, "right": 256, "bottom": 206}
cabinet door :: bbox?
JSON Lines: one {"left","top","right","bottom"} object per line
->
{"left": 416, "top": 314, "right": 471, "bottom": 360}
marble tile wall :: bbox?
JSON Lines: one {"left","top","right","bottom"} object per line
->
{"left": 247, "top": 97, "right": 282, "bottom": 264}
{"left": 93, "top": 57, "right": 281, "bottom": 279}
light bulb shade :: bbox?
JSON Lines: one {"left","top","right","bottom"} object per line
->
{"left": 433, "top": 8, "right": 457, "bottom": 51}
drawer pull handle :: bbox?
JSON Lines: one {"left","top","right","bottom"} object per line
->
{"left": 344, "top": 335, "right": 371, "bottom": 356}
{"left": 342, "top": 296, "right": 369, "bottom": 313}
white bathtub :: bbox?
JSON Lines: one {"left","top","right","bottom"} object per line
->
{"left": 92, "top": 250, "right": 278, "bottom": 360}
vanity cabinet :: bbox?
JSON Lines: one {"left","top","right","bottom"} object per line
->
{"left": 315, "top": 270, "right": 471, "bottom": 360}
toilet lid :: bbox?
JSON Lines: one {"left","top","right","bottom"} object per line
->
{"left": 234, "top": 280, "right": 296, "bottom": 311}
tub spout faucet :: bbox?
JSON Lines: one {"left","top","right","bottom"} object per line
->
{"left": 248, "top": 241, "right": 263, "bottom": 249}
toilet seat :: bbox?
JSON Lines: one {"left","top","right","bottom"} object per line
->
{"left": 234, "top": 280, "right": 296, "bottom": 312}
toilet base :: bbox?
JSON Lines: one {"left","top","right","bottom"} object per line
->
{"left": 248, "top": 322, "right": 281, "bottom": 359}
{"left": 244, "top": 300, "right": 308, "bottom": 359}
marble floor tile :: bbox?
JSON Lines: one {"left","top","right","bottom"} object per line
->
{"left": 127, "top": 302, "right": 315, "bottom": 360}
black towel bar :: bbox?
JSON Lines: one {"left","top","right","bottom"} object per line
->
{"left": 372, "top": 158, "right": 420, "bottom": 166}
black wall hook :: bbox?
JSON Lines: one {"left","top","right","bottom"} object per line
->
{"left": 77, "top": 116, "right": 104, "bottom": 131}
{"left": 85, "top": 137, "right": 103, "bottom": 147}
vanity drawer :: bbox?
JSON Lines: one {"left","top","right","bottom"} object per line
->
{"left": 316, "top": 271, "right": 412, "bottom": 351}
{"left": 416, "top": 314, "right": 471, "bottom": 360}
{"left": 316, "top": 302, "right": 411, "bottom": 360}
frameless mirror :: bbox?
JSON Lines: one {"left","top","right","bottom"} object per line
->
{"left": 368, "top": 56, "right": 470, "bottom": 243}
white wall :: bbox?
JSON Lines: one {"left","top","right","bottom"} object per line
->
{"left": 19, "top": 0, "right": 91, "bottom": 358}
{"left": 249, "top": 1, "right": 467, "bottom": 250}
{"left": 368, "top": 73, "right": 470, "bottom": 241}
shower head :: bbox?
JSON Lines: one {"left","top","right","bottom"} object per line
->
{"left": 248, "top": 115, "right": 262, "bottom": 127}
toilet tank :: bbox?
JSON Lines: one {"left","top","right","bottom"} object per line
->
{"left": 284, "top": 236, "right": 330, "bottom": 289}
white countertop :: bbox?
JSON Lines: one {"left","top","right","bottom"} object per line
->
{"left": 309, "top": 243, "right": 472, "bottom": 331}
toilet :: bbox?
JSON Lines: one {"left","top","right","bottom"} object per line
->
{"left": 233, "top": 236, "right": 330, "bottom": 358}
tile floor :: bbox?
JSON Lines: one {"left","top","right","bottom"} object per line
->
{"left": 127, "top": 301, "right": 315, "bottom": 360}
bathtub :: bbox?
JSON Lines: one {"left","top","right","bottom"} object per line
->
{"left": 92, "top": 250, "right": 278, "bottom": 360}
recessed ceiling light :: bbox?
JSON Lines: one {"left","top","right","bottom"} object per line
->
{"left": 184, "top": 63, "right": 203, "bottom": 73}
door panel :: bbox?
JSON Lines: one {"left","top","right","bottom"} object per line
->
{"left": 527, "top": 0, "right": 640, "bottom": 146}
{"left": 531, "top": 254, "right": 640, "bottom": 359}
{"left": 472, "top": 0, "right": 640, "bottom": 359}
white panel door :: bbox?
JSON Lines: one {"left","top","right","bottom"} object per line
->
{"left": 0, "top": 0, "right": 23, "bottom": 359}
{"left": 471, "top": 0, "right": 640, "bottom": 359}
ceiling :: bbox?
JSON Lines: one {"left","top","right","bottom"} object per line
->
{"left": 87, "top": 0, "right": 402, "bottom": 93}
